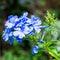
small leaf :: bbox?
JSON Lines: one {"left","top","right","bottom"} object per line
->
{"left": 49, "top": 46, "right": 58, "bottom": 54}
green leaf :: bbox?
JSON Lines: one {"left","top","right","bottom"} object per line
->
{"left": 45, "top": 39, "right": 58, "bottom": 47}
{"left": 49, "top": 46, "right": 58, "bottom": 54}
{"left": 35, "top": 48, "right": 44, "bottom": 56}
{"left": 47, "top": 47, "right": 60, "bottom": 60}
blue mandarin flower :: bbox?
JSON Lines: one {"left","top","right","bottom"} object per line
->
{"left": 2, "top": 12, "right": 47, "bottom": 44}
{"left": 32, "top": 45, "right": 39, "bottom": 54}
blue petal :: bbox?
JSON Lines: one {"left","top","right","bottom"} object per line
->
{"left": 14, "top": 17, "right": 28, "bottom": 28}
{"left": 32, "top": 50, "right": 35, "bottom": 55}
{"left": 34, "top": 26, "right": 41, "bottom": 33}
{"left": 32, "top": 45, "right": 39, "bottom": 54}
{"left": 9, "top": 36, "right": 14, "bottom": 45}
{"left": 31, "top": 15, "right": 40, "bottom": 21}
{"left": 28, "top": 24, "right": 33, "bottom": 27}
{"left": 39, "top": 26, "right": 48, "bottom": 29}
{"left": 2, "top": 34, "right": 9, "bottom": 42}
{"left": 5, "top": 28, "right": 11, "bottom": 33}
{"left": 23, "top": 12, "right": 28, "bottom": 17}
{"left": 29, "top": 30, "right": 34, "bottom": 35}
{"left": 20, "top": 25, "right": 25, "bottom": 31}
{"left": 21, "top": 17, "right": 28, "bottom": 23}
{"left": 38, "top": 38, "right": 44, "bottom": 44}
{"left": 16, "top": 36, "right": 22, "bottom": 44}
{"left": 8, "top": 15, "right": 14, "bottom": 20}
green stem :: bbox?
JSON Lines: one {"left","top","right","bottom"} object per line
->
{"left": 47, "top": 47, "right": 60, "bottom": 60}
{"left": 41, "top": 30, "right": 46, "bottom": 40}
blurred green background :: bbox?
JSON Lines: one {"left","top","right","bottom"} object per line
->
{"left": 0, "top": 0, "right": 60, "bottom": 60}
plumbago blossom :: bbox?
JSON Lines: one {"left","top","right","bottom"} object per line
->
{"left": 32, "top": 45, "right": 39, "bottom": 54}
{"left": 2, "top": 12, "right": 47, "bottom": 54}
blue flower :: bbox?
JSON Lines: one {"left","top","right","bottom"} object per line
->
{"left": 39, "top": 26, "right": 48, "bottom": 29}
{"left": 38, "top": 38, "right": 44, "bottom": 44}
{"left": 16, "top": 36, "right": 22, "bottom": 44}
{"left": 22, "top": 25, "right": 33, "bottom": 34}
{"left": 23, "top": 12, "right": 28, "bottom": 17}
{"left": 32, "top": 45, "right": 39, "bottom": 54}
{"left": 2, "top": 30, "right": 13, "bottom": 42}
{"left": 9, "top": 36, "right": 14, "bottom": 45}
{"left": 8, "top": 15, "right": 14, "bottom": 20}
{"left": 29, "top": 30, "right": 34, "bottom": 35}
{"left": 31, "top": 15, "right": 42, "bottom": 25}
{"left": 2, "top": 12, "right": 47, "bottom": 44}
{"left": 2, "top": 33, "right": 9, "bottom": 42}
{"left": 13, "top": 31, "right": 25, "bottom": 38}
{"left": 5, "top": 21, "right": 15, "bottom": 28}
{"left": 29, "top": 15, "right": 47, "bottom": 33}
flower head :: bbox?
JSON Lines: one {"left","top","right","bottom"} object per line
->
{"left": 2, "top": 12, "right": 46, "bottom": 44}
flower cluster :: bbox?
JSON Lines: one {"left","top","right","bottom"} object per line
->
{"left": 2, "top": 12, "right": 47, "bottom": 54}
